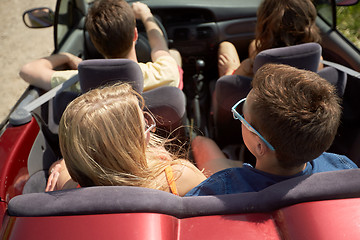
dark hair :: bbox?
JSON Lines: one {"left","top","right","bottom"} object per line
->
{"left": 85, "top": 0, "right": 136, "bottom": 58}
{"left": 250, "top": 64, "right": 341, "bottom": 168}
{"left": 255, "top": 0, "right": 321, "bottom": 54}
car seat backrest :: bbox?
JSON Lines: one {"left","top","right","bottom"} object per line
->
{"left": 51, "top": 59, "right": 144, "bottom": 126}
{"left": 253, "top": 42, "right": 322, "bottom": 73}
{"left": 214, "top": 43, "right": 347, "bottom": 147}
{"left": 213, "top": 43, "right": 321, "bottom": 146}
{"left": 78, "top": 59, "right": 186, "bottom": 135}
{"left": 318, "top": 66, "right": 347, "bottom": 97}
{"left": 12, "top": 169, "right": 360, "bottom": 218}
{"left": 52, "top": 59, "right": 186, "bottom": 137}
{"left": 142, "top": 86, "right": 187, "bottom": 135}
{"left": 213, "top": 74, "right": 252, "bottom": 146}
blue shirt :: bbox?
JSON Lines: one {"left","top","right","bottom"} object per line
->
{"left": 186, "top": 152, "right": 358, "bottom": 196}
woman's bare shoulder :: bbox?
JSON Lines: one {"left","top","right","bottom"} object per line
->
{"left": 171, "top": 159, "right": 207, "bottom": 196}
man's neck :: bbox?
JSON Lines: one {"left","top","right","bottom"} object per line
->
{"left": 125, "top": 46, "right": 138, "bottom": 62}
{"left": 255, "top": 155, "right": 307, "bottom": 176}
{"left": 105, "top": 45, "right": 138, "bottom": 62}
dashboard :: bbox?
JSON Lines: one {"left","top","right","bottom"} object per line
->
{"left": 60, "top": 0, "right": 262, "bottom": 79}
{"left": 142, "top": 1, "right": 261, "bottom": 78}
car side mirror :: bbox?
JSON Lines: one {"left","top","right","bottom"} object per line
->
{"left": 23, "top": 8, "right": 54, "bottom": 28}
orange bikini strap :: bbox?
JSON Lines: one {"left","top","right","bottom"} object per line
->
{"left": 164, "top": 166, "right": 179, "bottom": 196}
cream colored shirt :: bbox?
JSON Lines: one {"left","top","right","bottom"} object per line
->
{"left": 51, "top": 70, "right": 81, "bottom": 92}
{"left": 50, "top": 55, "right": 180, "bottom": 92}
{"left": 139, "top": 55, "right": 180, "bottom": 91}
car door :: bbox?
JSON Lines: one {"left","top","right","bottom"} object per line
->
{"left": 314, "top": 0, "right": 360, "bottom": 166}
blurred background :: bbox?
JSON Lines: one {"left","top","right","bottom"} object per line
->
{"left": 337, "top": 3, "right": 360, "bottom": 48}
{"left": 0, "top": 0, "right": 56, "bottom": 123}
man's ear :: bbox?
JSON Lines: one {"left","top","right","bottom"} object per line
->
{"left": 254, "top": 137, "right": 268, "bottom": 157}
{"left": 134, "top": 27, "right": 138, "bottom": 42}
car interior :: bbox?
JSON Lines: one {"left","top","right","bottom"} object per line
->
{"left": 3, "top": 0, "right": 360, "bottom": 235}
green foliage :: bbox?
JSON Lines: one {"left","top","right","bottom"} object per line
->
{"left": 337, "top": 3, "right": 360, "bottom": 48}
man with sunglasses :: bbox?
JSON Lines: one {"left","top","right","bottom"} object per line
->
{"left": 186, "top": 63, "right": 357, "bottom": 196}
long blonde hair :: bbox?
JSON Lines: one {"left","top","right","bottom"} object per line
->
{"left": 59, "top": 83, "right": 180, "bottom": 190}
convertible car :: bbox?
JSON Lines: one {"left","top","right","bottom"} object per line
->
{"left": 1, "top": 0, "right": 360, "bottom": 239}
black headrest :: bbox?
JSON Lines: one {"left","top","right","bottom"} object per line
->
{"left": 78, "top": 59, "right": 144, "bottom": 93}
{"left": 253, "top": 42, "right": 322, "bottom": 73}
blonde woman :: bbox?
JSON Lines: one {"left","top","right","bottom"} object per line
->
{"left": 46, "top": 83, "right": 206, "bottom": 196}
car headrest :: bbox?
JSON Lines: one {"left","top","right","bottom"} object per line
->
{"left": 253, "top": 42, "right": 322, "bottom": 73}
{"left": 10, "top": 169, "right": 360, "bottom": 219}
{"left": 52, "top": 61, "right": 186, "bottom": 133}
{"left": 318, "top": 66, "right": 347, "bottom": 97}
{"left": 78, "top": 59, "right": 144, "bottom": 93}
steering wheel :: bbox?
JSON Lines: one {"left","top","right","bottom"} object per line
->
{"left": 135, "top": 16, "right": 168, "bottom": 63}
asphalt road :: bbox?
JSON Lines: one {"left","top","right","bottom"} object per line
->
{"left": 0, "top": 0, "right": 57, "bottom": 123}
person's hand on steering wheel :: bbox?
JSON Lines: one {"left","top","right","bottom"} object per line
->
{"left": 131, "top": 2, "right": 169, "bottom": 62}
{"left": 132, "top": 2, "right": 152, "bottom": 22}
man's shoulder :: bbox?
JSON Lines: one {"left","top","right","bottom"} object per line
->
{"left": 193, "top": 168, "right": 244, "bottom": 186}
{"left": 309, "top": 152, "right": 358, "bottom": 172}
{"left": 138, "top": 55, "right": 180, "bottom": 91}
{"left": 185, "top": 167, "right": 259, "bottom": 196}
{"left": 138, "top": 55, "right": 177, "bottom": 68}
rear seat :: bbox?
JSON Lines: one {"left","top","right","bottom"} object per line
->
{"left": 12, "top": 169, "right": 360, "bottom": 218}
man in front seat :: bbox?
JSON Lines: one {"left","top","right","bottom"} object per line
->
{"left": 20, "top": 0, "right": 183, "bottom": 92}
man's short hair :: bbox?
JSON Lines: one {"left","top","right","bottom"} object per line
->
{"left": 85, "top": 0, "right": 136, "bottom": 58}
{"left": 250, "top": 64, "right": 341, "bottom": 168}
